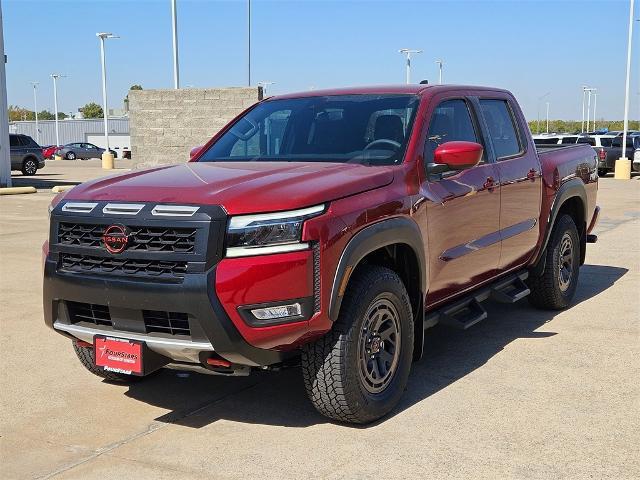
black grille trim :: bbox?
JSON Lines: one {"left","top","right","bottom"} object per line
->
{"left": 58, "top": 223, "right": 197, "bottom": 253}
{"left": 67, "top": 301, "right": 112, "bottom": 327}
{"left": 60, "top": 253, "right": 187, "bottom": 279}
{"left": 143, "top": 310, "right": 190, "bottom": 336}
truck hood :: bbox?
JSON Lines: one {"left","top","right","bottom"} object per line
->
{"left": 65, "top": 161, "right": 394, "bottom": 214}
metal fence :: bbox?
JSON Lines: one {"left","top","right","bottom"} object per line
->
{"left": 9, "top": 118, "right": 129, "bottom": 146}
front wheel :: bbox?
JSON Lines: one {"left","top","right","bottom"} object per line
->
{"left": 66, "top": 151, "right": 76, "bottom": 160}
{"left": 301, "top": 265, "right": 414, "bottom": 424}
{"left": 21, "top": 157, "right": 38, "bottom": 176}
{"left": 527, "top": 214, "right": 580, "bottom": 310}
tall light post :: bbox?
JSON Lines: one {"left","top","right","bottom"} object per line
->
{"left": 257, "top": 81, "right": 274, "bottom": 97}
{"left": 585, "top": 87, "right": 596, "bottom": 132}
{"left": 536, "top": 91, "right": 550, "bottom": 134}
{"left": 592, "top": 92, "right": 598, "bottom": 131}
{"left": 435, "top": 59, "right": 443, "bottom": 84}
{"left": 96, "top": 32, "right": 119, "bottom": 169}
{"left": 615, "top": 0, "right": 635, "bottom": 179}
{"left": 171, "top": 0, "right": 179, "bottom": 89}
{"left": 398, "top": 49, "right": 422, "bottom": 84}
{"left": 247, "top": 0, "right": 251, "bottom": 86}
{"left": 581, "top": 85, "right": 588, "bottom": 133}
{"left": 50, "top": 74, "right": 65, "bottom": 147}
{"left": 545, "top": 102, "right": 550, "bottom": 133}
{"left": 30, "top": 81, "right": 39, "bottom": 144}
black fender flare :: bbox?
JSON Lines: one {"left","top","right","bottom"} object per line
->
{"left": 532, "top": 178, "right": 587, "bottom": 273}
{"left": 328, "top": 216, "right": 426, "bottom": 322}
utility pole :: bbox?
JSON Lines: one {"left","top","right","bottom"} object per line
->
{"left": 171, "top": 0, "right": 180, "bottom": 89}
{"left": 592, "top": 93, "right": 598, "bottom": 131}
{"left": 30, "top": 81, "right": 40, "bottom": 144}
{"left": 0, "top": 5, "right": 11, "bottom": 188}
{"left": 435, "top": 59, "right": 443, "bottom": 84}
{"left": 96, "top": 32, "right": 119, "bottom": 169}
{"left": 398, "top": 49, "right": 422, "bottom": 84}
{"left": 615, "top": 0, "right": 635, "bottom": 180}
{"left": 586, "top": 88, "right": 593, "bottom": 133}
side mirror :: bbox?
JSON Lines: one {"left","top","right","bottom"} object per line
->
{"left": 433, "top": 141, "right": 483, "bottom": 170}
{"left": 190, "top": 145, "right": 203, "bottom": 160}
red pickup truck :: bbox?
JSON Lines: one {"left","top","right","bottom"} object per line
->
{"left": 44, "top": 85, "right": 599, "bottom": 424}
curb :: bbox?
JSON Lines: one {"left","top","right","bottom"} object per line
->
{"left": 51, "top": 185, "right": 76, "bottom": 193}
{"left": 0, "top": 186, "right": 37, "bottom": 195}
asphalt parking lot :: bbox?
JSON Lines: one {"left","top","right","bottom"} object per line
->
{"left": 1, "top": 162, "right": 638, "bottom": 479}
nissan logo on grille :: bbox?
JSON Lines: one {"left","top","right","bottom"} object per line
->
{"left": 102, "top": 225, "right": 130, "bottom": 254}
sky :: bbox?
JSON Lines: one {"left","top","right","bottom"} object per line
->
{"left": 3, "top": 0, "right": 639, "bottom": 121}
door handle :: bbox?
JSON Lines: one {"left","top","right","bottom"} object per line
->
{"left": 527, "top": 168, "right": 537, "bottom": 181}
{"left": 483, "top": 176, "right": 495, "bottom": 192}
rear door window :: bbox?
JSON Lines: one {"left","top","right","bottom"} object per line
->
{"left": 479, "top": 99, "right": 522, "bottom": 159}
{"left": 578, "top": 137, "right": 596, "bottom": 146}
{"left": 561, "top": 136, "right": 578, "bottom": 144}
{"left": 9, "top": 135, "right": 20, "bottom": 147}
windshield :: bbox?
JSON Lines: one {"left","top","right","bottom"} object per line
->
{"left": 198, "top": 94, "right": 419, "bottom": 166}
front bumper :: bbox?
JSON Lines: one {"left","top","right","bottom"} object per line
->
{"left": 44, "top": 258, "right": 292, "bottom": 367}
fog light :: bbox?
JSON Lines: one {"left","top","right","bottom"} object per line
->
{"left": 251, "top": 303, "right": 302, "bottom": 320}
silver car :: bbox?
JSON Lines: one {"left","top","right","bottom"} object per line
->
{"left": 57, "top": 142, "right": 116, "bottom": 160}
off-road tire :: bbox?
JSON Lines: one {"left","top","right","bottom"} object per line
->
{"left": 73, "top": 341, "right": 144, "bottom": 383}
{"left": 21, "top": 157, "right": 38, "bottom": 176}
{"left": 301, "top": 265, "right": 414, "bottom": 424}
{"left": 66, "top": 151, "right": 76, "bottom": 160}
{"left": 527, "top": 214, "right": 580, "bottom": 310}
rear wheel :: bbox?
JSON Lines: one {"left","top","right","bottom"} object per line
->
{"left": 66, "top": 151, "right": 76, "bottom": 160}
{"left": 301, "top": 265, "right": 414, "bottom": 424}
{"left": 73, "top": 341, "right": 144, "bottom": 383}
{"left": 527, "top": 214, "right": 580, "bottom": 310}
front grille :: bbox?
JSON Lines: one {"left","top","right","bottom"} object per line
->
{"left": 67, "top": 301, "right": 112, "bottom": 327}
{"left": 143, "top": 310, "right": 190, "bottom": 336}
{"left": 58, "top": 223, "right": 197, "bottom": 253}
{"left": 60, "top": 253, "right": 187, "bottom": 278}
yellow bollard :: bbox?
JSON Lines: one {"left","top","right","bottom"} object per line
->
{"left": 54, "top": 155, "right": 63, "bottom": 161}
{"left": 102, "top": 152, "right": 114, "bottom": 170}
{"left": 613, "top": 158, "right": 631, "bottom": 180}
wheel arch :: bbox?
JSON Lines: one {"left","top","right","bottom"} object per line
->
{"left": 328, "top": 217, "right": 426, "bottom": 358}
{"left": 533, "top": 178, "right": 588, "bottom": 274}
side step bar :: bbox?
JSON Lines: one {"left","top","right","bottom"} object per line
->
{"left": 425, "top": 271, "right": 530, "bottom": 331}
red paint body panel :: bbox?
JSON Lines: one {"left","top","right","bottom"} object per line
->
{"left": 52, "top": 84, "right": 599, "bottom": 356}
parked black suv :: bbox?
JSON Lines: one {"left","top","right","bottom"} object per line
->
{"left": 10, "top": 134, "right": 45, "bottom": 175}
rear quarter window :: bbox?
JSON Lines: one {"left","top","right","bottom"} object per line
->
{"left": 479, "top": 99, "right": 522, "bottom": 159}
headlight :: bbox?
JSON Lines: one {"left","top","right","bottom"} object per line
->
{"left": 226, "top": 204, "right": 324, "bottom": 257}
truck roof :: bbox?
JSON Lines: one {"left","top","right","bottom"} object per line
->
{"left": 270, "top": 84, "right": 511, "bottom": 100}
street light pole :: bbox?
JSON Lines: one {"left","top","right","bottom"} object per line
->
{"left": 30, "top": 81, "right": 39, "bottom": 144}
{"left": 581, "top": 86, "right": 588, "bottom": 133}
{"left": 96, "top": 32, "right": 118, "bottom": 169}
{"left": 171, "top": 0, "right": 179, "bottom": 89}
{"left": 247, "top": 0, "right": 251, "bottom": 86}
{"left": 592, "top": 92, "right": 598, "bottom": 131}
{"left": 398, "top": 49, "right": 422, "bottom": 84}
{"left": 586, "top": 88, "right": 593, "bottom": 132}
{"left": 537, "top": 92, "right": 550, "bottom": 134}
{"left": 615, "top": 0, "right": 635, "bottom": 180}
{"left": 546, "top": 101, "right": 550, "bottom": 134}
{"left": 435, "top": 59, "right": 443, "bottom": 84}
{"left": 50, "top": 74, "right": 63, "bottom": 147}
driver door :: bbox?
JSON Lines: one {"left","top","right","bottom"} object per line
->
{"left": 421, "top": 97, "right": 501, "bottom": 305}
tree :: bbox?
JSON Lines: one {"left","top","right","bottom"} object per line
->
{"left": 80, "top": 102, "right": 103, "bottom": 119}
{"left": 130, "top": 84, "right": 142, "bottom": 91}
{"left": 38, "top": 110, "right": 56, "bottom": 120}
{"left": 124, "top": 84, "right": 143, "bottom": 109}
{"left": 8, "top": 105, "right": 34, "bottom": 121}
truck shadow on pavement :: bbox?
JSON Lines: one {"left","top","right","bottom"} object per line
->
{"left": 123, "top": 264, "right": 627, "bottom": 428}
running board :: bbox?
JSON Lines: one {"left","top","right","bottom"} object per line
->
{"left": 425, "top": 271, "right": 530, "bottom": 331}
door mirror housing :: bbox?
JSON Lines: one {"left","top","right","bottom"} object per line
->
{"left": 190, "top": 145, "right": 203, "bottom": 160}
{"left": 433, "top": 141, "right": 483, "bottom": 170}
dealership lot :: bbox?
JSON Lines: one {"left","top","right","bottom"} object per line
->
{"left": 0, "top": 164, "right": 638, "bottom": 479}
